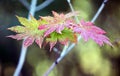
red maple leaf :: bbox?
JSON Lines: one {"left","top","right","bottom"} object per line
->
{"left": 73, "top": 20, "right": 112, "bottom": 46}
{"left": 38, "top": 11, "right": 78, "bottom": 37}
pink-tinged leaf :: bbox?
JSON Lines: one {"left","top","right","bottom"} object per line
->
{"left": 91, "top": 34, "right": 112, "bottom": 46}
{"left": 90, "top": 26, "right": 106, "bottom": 34}
{"left": 73, "top": 20, "right": 112, "bottom": 46}
{"left": 8, "top": 26, "right": 25, "bottom": 33}
{"left": 65, "top": 11, "right": 79, "bottom": 18}
{"left": 65, "top": 20, "right": 77, "bottom": 30}
{"left": 52, "top": 11, "right": 79, "bottom": 19}
{"left": 38, "top": 11, "right": 78, "bottom": 37}
{"left": 7, "top": 34, "right": 26, "bottom": 40}
{"left": 44, "top": 27, "right": 56, "bottom": 37}
{"left": 56, "top": 25, "right": 65, "bottom": 34}
{"left": 8, "top": 16, "right": 46, "bottom": 48}
{"left": 38, "top": 25, "right": 47, "bottom": 30}
{"left": 49, "top": 41, "right": 57, "bottom": 51}
{"left": 80, "top": 20, "right": 106, "bottom": 34}
{"left": 40, "top": 16, "right": 53, "bottom": 23}
{"left": 80, "top": 31, "right": 89, "bottom": 41}
{"left": 23, "top": 37, "right": 34, "bottom": 47}
{"left": 52, "top": 11, "right": 60, "bottom": 18}
{"left": 35, "top": 37, "right": 43, "bottom": 48}
{"left": 73, "top": 26, "right": 82, "bottom": 33}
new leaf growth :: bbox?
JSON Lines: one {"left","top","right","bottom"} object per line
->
{"left": 7, "top": 11, "right": 112, "bottom": 51}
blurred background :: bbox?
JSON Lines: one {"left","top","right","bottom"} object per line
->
{"left": 0, "top": 0, "right": 120, "bottom": 76}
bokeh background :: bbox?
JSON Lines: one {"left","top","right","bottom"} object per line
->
{"left": 0, "top": 0, "right": 120, "bottom": 76}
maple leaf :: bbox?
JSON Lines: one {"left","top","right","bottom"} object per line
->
{"left": 38, "top": 11, "right": 78, "bottom": 37}
{"left": 46, "top": 28, "right": 77, "bottom": 51}
{"left": 73, "top": 20, "right": 112, "bottom": 46}
{"left": 7, "top": 15, "right": 46, "bottom": 48}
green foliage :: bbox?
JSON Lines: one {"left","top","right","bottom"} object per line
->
{"left": 46, "top": 28, "right": 76, "bottom": 43}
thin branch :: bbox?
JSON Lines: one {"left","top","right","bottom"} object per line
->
{"left": 53, "top": 48, "right": 61, "bottom": 54}
{"left": 91, "top": 0, "right": 108, "bottom": 23}
{"left": 43, "top": 0, "right": 108, "bottom": 76}
{"left": 19, "top": 0, "right": 30, "bottom": 10}
{"left": 13, "top": 0, "right": 37, "bottom": 76}
{"left": 44, "top": 63, "right": 56, "bottom": 76}
{"left": 44, "top": 45, "right": 69, "bottom": 76}
{"left": 28, "top": 0, "right": 37, "bottom": 18}
{"left": 13, "top": 44, "right": 27, "bottom": 76}
{"left": 36, "top": 0, "right": 54, "bottom": 12}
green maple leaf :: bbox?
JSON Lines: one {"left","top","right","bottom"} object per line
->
{"left": 46, "top": 28, "right": 77, "bottom": 51}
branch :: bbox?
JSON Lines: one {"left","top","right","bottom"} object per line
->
{"left": 19, "top": 0, "right": 30, "bottom": 10}
{"left": 53, "top": 47, "right": 61, "bottom": 54}
{"left": 44, "top": 45, "right": 69, "bottom": 76}
{"left": 43, "top": 0, "right": 108, "bottom": 76}
{"left": 28, "top": 0, "right": 37, "bottom": 18}
{"left": 13, "top": 44, "right": 27, "bottom": 76}
{"left": 91, "top": 0, "right": 108, "bottom": 23}
{"left": 13, "top": 0, "right": 37, "bottom": 76}
{"left": 36, "top": 0, "right": 54, "bottom": 12}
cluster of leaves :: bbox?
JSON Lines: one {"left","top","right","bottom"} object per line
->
{"left": 7, "top": 11, "right": 112, "bottom": 51}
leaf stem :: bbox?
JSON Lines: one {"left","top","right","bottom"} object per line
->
{"left": 13, "top": 0, "right": 37, "bottom": 76}
{"left": 43, "top": 0, "right": 108, "bottom": 76}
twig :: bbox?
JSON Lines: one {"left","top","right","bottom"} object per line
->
{"left": 13, "top": 0, "right": 37, "bottom": 76}
{"left": 44, "top": 45, "right": 69, "bottom": 76}
{"left": 13, "top": 44, "right": 27, "bottom": 76}
{"left": 91, "top": 0, "right": 108, "bottom": 23}
{"left": 53, "top": 48, "right": 61, "bottom": 54}
{"left": 28, "top": 0, "right": 37, "bottom": 19}
{"left": 43, "top": 0, "right": 108, "bottom": 76}
{"left": 19, "top": 0, "right": 30, "bottom": 10}
{"left": 36, "top": 0, "right": 54, "bottom": 12}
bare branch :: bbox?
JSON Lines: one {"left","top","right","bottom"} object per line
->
{"left": 19, "top": 0, "right": 30, "bottom": 10}
{"left": 53, "top": 48, "right": 61, "bottom": 54}
{"left": 91, "top": 0, "right": 108, "bottom": 22}
{"left": 14, "top": 0, "right": 37, "bottom": 76}
{"left": 36, "top": 0, "right": 54, "bottom": 12}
